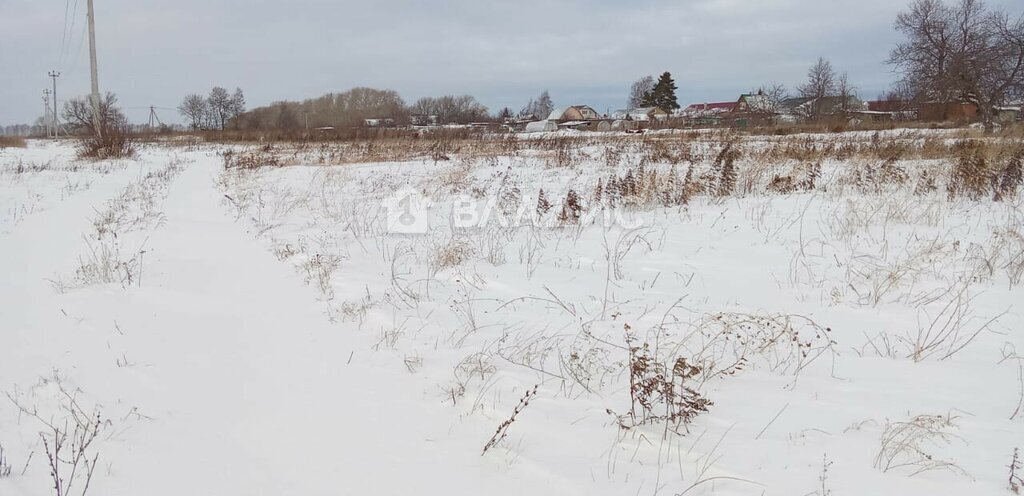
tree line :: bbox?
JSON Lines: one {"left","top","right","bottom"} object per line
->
{"left": 178, "top": 87, "right": 246, "bottom": 131}
{"left": 210, "top": 88, "right": 566, "bottom": 132}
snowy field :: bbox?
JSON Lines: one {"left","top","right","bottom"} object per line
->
{"left": 1, "top": 130, "right": 1022, "bottom": 495}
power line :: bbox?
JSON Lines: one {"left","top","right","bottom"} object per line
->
{"left": 69, "top": 16, "right": 88, "bottom": 74}
{"left": 61, "top": 0, "right": 81, "bottom": 70}
{"left": 59, "top": 0, "right": 70, "bottom": 66}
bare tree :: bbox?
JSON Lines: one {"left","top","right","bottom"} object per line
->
{"left": 890, "top": 0, "right": 1024, "bottom": 131}
{"left": 518, "top": 98, "right": 535, "bottom": 119}
{"left": 236, "top": 87, "right": 406, "bottom": 131}
{"left": 177, "top": 94, "right": 207, "bottom": 130}
{"left": 798, "top": 58, "right": 838, "bottom": 117}
{"left": 207, "top": 87, "right": 231, "bottom": 131}
{"left": 414, "top": 95, "right": 488, "bottom": 124}
{"left": 62, "top": 93, "right": 127, "bottom": 135}
{"left": 836, "top": 72, "right": 859, "bottom": 115}
{"left": 229, "top": 88, "right": 246, "bottom": 122}
{"left": 750, "top": 83, "right": 789, "bottom": 113}
{"left": 628, "top": 75, "right": 656, "bottom": 109}
{"left": 881, "top": 80, "right": 917, "bottom": 105}
{"left": 890, "top": 0, "right": 959, "bottom": 102}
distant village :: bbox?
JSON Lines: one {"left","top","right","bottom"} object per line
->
{"left": 385, "top": 93, "right": 1024, "bottom": 134}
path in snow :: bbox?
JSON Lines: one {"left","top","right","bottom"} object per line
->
{"left": 1, "top": 151, "right": 568, "bottom": 496}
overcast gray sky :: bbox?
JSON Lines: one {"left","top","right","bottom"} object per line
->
{"left": 1, "top": 0, "right": 1020, "bottom": 125}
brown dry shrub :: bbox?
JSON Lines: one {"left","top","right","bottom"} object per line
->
{"left": 77, "top": 126, "right": 136, "bottom": 159}
{"left": 0, "top": 136, "right": 27, "bottom": 149}
{"left": 994, "top": 145, "right": 1023, "bottom": 201}
{"left": 614, "top": 323, "right": 712, "bottom": 429}
{"left": 545, "top": 137, "right": 582, "bottom": 168}
{"left": 536, "top": 188, "right": 552, "bottom": 216}
{"left": 948, "top": 139, "right": 996, "bottom": 200}
{"left": 714, "top": 142, "right": 740, "bottom": 196}
{"left": 558, "top": 188, "right": 583, "bottom": 224}
{"left": 222, "top": 144, "right": 284, "bottom": 169}
{"left": 641, "top": 137, "right": 692, "bottom": 165}
{"left": 433, "top": 237, "right": 475, "bottom": 270}
{"left": 768, "top": 175, "right": 796, "bottom": 193}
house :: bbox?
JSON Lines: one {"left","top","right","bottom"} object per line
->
{"left": 682, "top": 101, "right": 737, "bottom": 117}
{"left": 547, "top": 105, "right": 601, "bottom": 122}
{"left": 610, "top": 107, "right": 669, "bottom": 122}
{"left": 514, "top": 112, "right": 540, "bottom": 123}
{"left": 735, "top": 93, "right": 775, "bottom": 114}
{"left": 779, "top": 97, "right": 813, "bottom": 116}
{"left": 680, "top": 101, "right": 737, "bottom": 127}
{"left": 726, "top": 92, "right": 785, "bottom": 127}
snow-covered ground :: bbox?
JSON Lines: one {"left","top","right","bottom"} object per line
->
{"left": 1, "top": 132, "right": 1021, "bottom": 495}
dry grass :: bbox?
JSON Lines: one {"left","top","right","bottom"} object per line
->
{"left": 614, "top": 323, "right": 712, "bottom": 429}
{"left": 873, "top": 413, "right": 967, "bottom": 477}
{"left": 301, "top": 253, "right": 342, "bottom": 299}
{"left": 5, "top": 377, "right": 105, "bottom": 496}
{"left": 482, "top": 385, "right": 538, "bottom": 455}
{"left": 54, "top": 159, "right": 184, "bottom": 290}
{"left": 0, "top": 136, "right": 27, "bottom": 149}
{"left": 76, "top": 127, "right": 136, "bottom": 160}
{"left": 210, "top": 126, "right": 1023, "bottom": 476}
{"left": 1011, "top": 448, "right": 1022, "bottom": 493}
{"left": 432, "top": 237, "right": 475, "bottom": 272}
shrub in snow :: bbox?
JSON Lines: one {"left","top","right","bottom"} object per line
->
{"left": 611, "top": 323, "right": 712, "bottom": 430}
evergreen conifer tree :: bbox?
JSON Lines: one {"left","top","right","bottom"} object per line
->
{"left": 643, "top": 72, "right": 680, "bottom": 111}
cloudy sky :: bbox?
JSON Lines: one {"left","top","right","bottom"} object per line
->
{"left": 1, "top": 0, "right": 1020, "bottom": 125}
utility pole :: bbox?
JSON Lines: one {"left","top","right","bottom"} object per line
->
{"left": 48, "top": 71, "right": 60, "bottom": 136}
{"left": 43, "top": 89, "right": 53, "bottom": 138}
{"left": 87, "top": 0, "right": 102, "bottom": 137}
{"left": 148, "top": 106, "right": 163, "bottom": 129}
